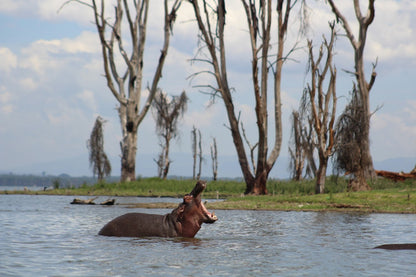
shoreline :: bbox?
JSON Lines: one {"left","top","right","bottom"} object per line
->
{"left": 2, "top": 189, "right": 416, "bottom": 214}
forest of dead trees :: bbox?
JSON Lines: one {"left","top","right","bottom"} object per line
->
{"left": 78, "top": 0, "right": 414, "bottom": 195}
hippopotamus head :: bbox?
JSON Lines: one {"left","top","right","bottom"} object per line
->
{"left": 173, "top": 180, "right": 218, "bottom": 237}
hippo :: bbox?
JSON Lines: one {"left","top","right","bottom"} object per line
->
{"left": 374, "top": 243, "right": 416, "bottom": 250}
{"left": 98, "top": 180, "right": 218, "bottom": 238}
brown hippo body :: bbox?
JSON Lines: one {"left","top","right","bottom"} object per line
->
{"left": 98, "top": 212, "right": 180, "bottom": 237}
{"left": 98, "top": 181, "right": 217, "bottom": 238}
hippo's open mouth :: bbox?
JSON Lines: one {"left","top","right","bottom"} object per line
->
{"left": 201, "top": 201, "right": 218, "bottom": 223}
{"left": 191, "top": 181, "right": 218, "bottom": 223}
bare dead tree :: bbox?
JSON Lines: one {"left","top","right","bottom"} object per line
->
{"left": 288, "top": 109, "right": 317, "bottom": 180}
{"left": 87, "top": 116, "right": 111, "bottom": 182}
{"left": 155, "top": 145, "right": 164, "bottom": 178}
{"left": 288, "top": 111, "right": 306, "bottom": 181}
{"left": 303, "top": 117, "right": 318, "bottom": 179}
{"left": 241, "top": 122, "right": 258, "bottom": 175}
{"left": 191, "top": 126, "right": 203, "bottom": 180}
{"left": 63, "top": 0, "right": 182, "bottom": 182}
{"left": 197, "top": 129, "right": 203, "bottom": 180}
{"left": 301, "top": 22, "right": 337, "bottom": 194}
{"left": 210, "top": 137, "right": 218, "bottom": 181}
{"left": 191, "top": 126, "right": 197, "bottom": 179}
{"left": 326, "top": 0, "right": 377, "bottom": 187}
{"left": 187, "top": 0, "right": 305, "bottom": 194}
{"left": 152, "top": 90, "right": 188, "bottom": 179}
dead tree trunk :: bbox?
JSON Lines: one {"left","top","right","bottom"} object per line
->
{"left": 327, "top": 0, "right": 377, "bottom": 186}
{"left": 152, "top": 90, "right": 188, "bottom": 179}
{"left": 288, "top": 111, "right": 306, "bottom": 181}
{"left": 197, "top": 129, "right": 203, "bottom": 180}
{"left": 68, "top": 0, "right": 182, "bottom": 182}
{"left": 210, "top": 137, "right": 218, "bottom": 181}
{"left": 188, "top": 0, "right": 302, "bottom": 195}
{"left": 301, "top": 22, "right": 337, "bottom": 194}
{"left": 191, "top": 126, "right": 197, "bottom": 179}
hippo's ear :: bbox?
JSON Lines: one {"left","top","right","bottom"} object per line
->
{"left": 176, "top": 204, "right": 185, "bottom": 221}
{"left": 183, "top": 194, "right": 193, "bottom": 204}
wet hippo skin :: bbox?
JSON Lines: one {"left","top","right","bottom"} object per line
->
{"left": 98, "top": 180, "right": 217, "bottom": 238}
{"left": 375, "top": 243, "right": 416, "bottom": 250}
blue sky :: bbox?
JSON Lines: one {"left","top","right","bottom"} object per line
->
{"left": 0, "top": 0, "right": 415, "bottom": 178}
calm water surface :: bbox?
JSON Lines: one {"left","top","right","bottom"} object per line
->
{"left": 1, "top": 195, "right": 416, "bottom": 276}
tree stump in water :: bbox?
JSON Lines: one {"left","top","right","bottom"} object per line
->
{"left": 100, "top": 199, "right": 116, "bottom": 205}
{"left": 70, "top": 197, "right": 115, "bottom": 205}
{"left": 70, "top": 197, "right": 98, "bottom": 205}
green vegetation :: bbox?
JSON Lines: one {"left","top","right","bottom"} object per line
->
{"left": 211, "top": 189, "right": 416, "bottom": 213}
{"left": 47, "top": 177, "right": 246, "bottom": 198}
{"left": 2, "top": 177, "right": 416, "bottom": 213}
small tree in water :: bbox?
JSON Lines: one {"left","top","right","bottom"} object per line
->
{"left": 87, "top": 116, "right": 111, "bottom": 182}
{"left": 152, "top": 90, "right": 188, "bottom": 179}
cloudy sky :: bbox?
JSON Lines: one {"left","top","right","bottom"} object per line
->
{"left": 0, "top": 0, "right": 415, "bottom": 178}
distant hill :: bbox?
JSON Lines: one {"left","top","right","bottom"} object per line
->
{"left": 0, "top": 173, "right": 119, "bottom": 188}
{"left": 373, "top": 157, "right": 415, "bottom": 173}
{"left": 1, "top": 152, "right": 414, "bottom": 181}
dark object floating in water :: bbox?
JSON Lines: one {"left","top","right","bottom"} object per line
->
{"left": 70, "top": 197, "right": 115, "bottom": 205}
{"left": 374, "top": 243, "right": 416, "bottom": 250}
{"left": 100, "top": 199, "right": 115, "bottom": 205}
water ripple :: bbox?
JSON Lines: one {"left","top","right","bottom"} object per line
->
{"left": 1, "top": 195, "right": 416, "bottom": 276}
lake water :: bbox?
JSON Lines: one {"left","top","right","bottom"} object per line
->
{"left": 1, "top": 195, "right": 416, "bottom": 276}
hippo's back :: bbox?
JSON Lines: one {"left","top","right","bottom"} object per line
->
{"left": 99, "top": 212, "right": 177, "bottom": 237}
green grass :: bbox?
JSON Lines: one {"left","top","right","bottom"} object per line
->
{"left": 209, "top": 188, "right": 416, "bottom": 213}
{"left": 2, "top": 177, "right": 416, "bottom": 213}
{"left": 7, "top": 177, "right": 245, "bottom": 198}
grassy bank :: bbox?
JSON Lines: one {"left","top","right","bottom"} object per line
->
{"left": 209, "top": 189, "right": 416, "bottom": 213}
{"left": 2, "top": 177, "right": 416, "bottom": 213}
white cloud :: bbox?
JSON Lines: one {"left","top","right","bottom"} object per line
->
{"left": 0, "top": 0, "right": 29, "bottom": 14}
{"left": 0, "top": 87, "right": 11, "bottom": 103}
{"left": 0, "top": 0, "right": 94, "bottom": 25}
{"left": 60, "top": 31, "right": 99, "bottom": 54}
{"left": 77, "top": 90, "right": 97, "bottom": 112}
{"left": 1, "top": 105, "right": 13, "bottom": 115}
{"left": 40, "top": 0, "right": 92, "bottom": 24}
{"left": 371, "top": 109, "right": 416, "bottom": 160}
{"left": 22, "top": 31, "right": 98, "bottom": 56}
{"left": 19, "top": 41, "right": 59, "bottom": 74}
{"left": 183, "top": 101, "right": 223, "bottom": 128}
{"left": 403, "top": 100, "right": 416, "bottom": 122}
{"left": 19, "top": 77, "right": 38, "bottom": 91}
{"left": 0, "top": 88, "right": 13, "bottom": 115}
{"left": 0, "top": 86, "right": 13, "bottom": 115}
{"left": 0, "top": 48, "right": 17, "bottom": 73}
{"left": 18, "top": 31, "right": 99, "bottom": 80}
{"left": 365, "top": 1, "right": 416, "bottom": 64}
